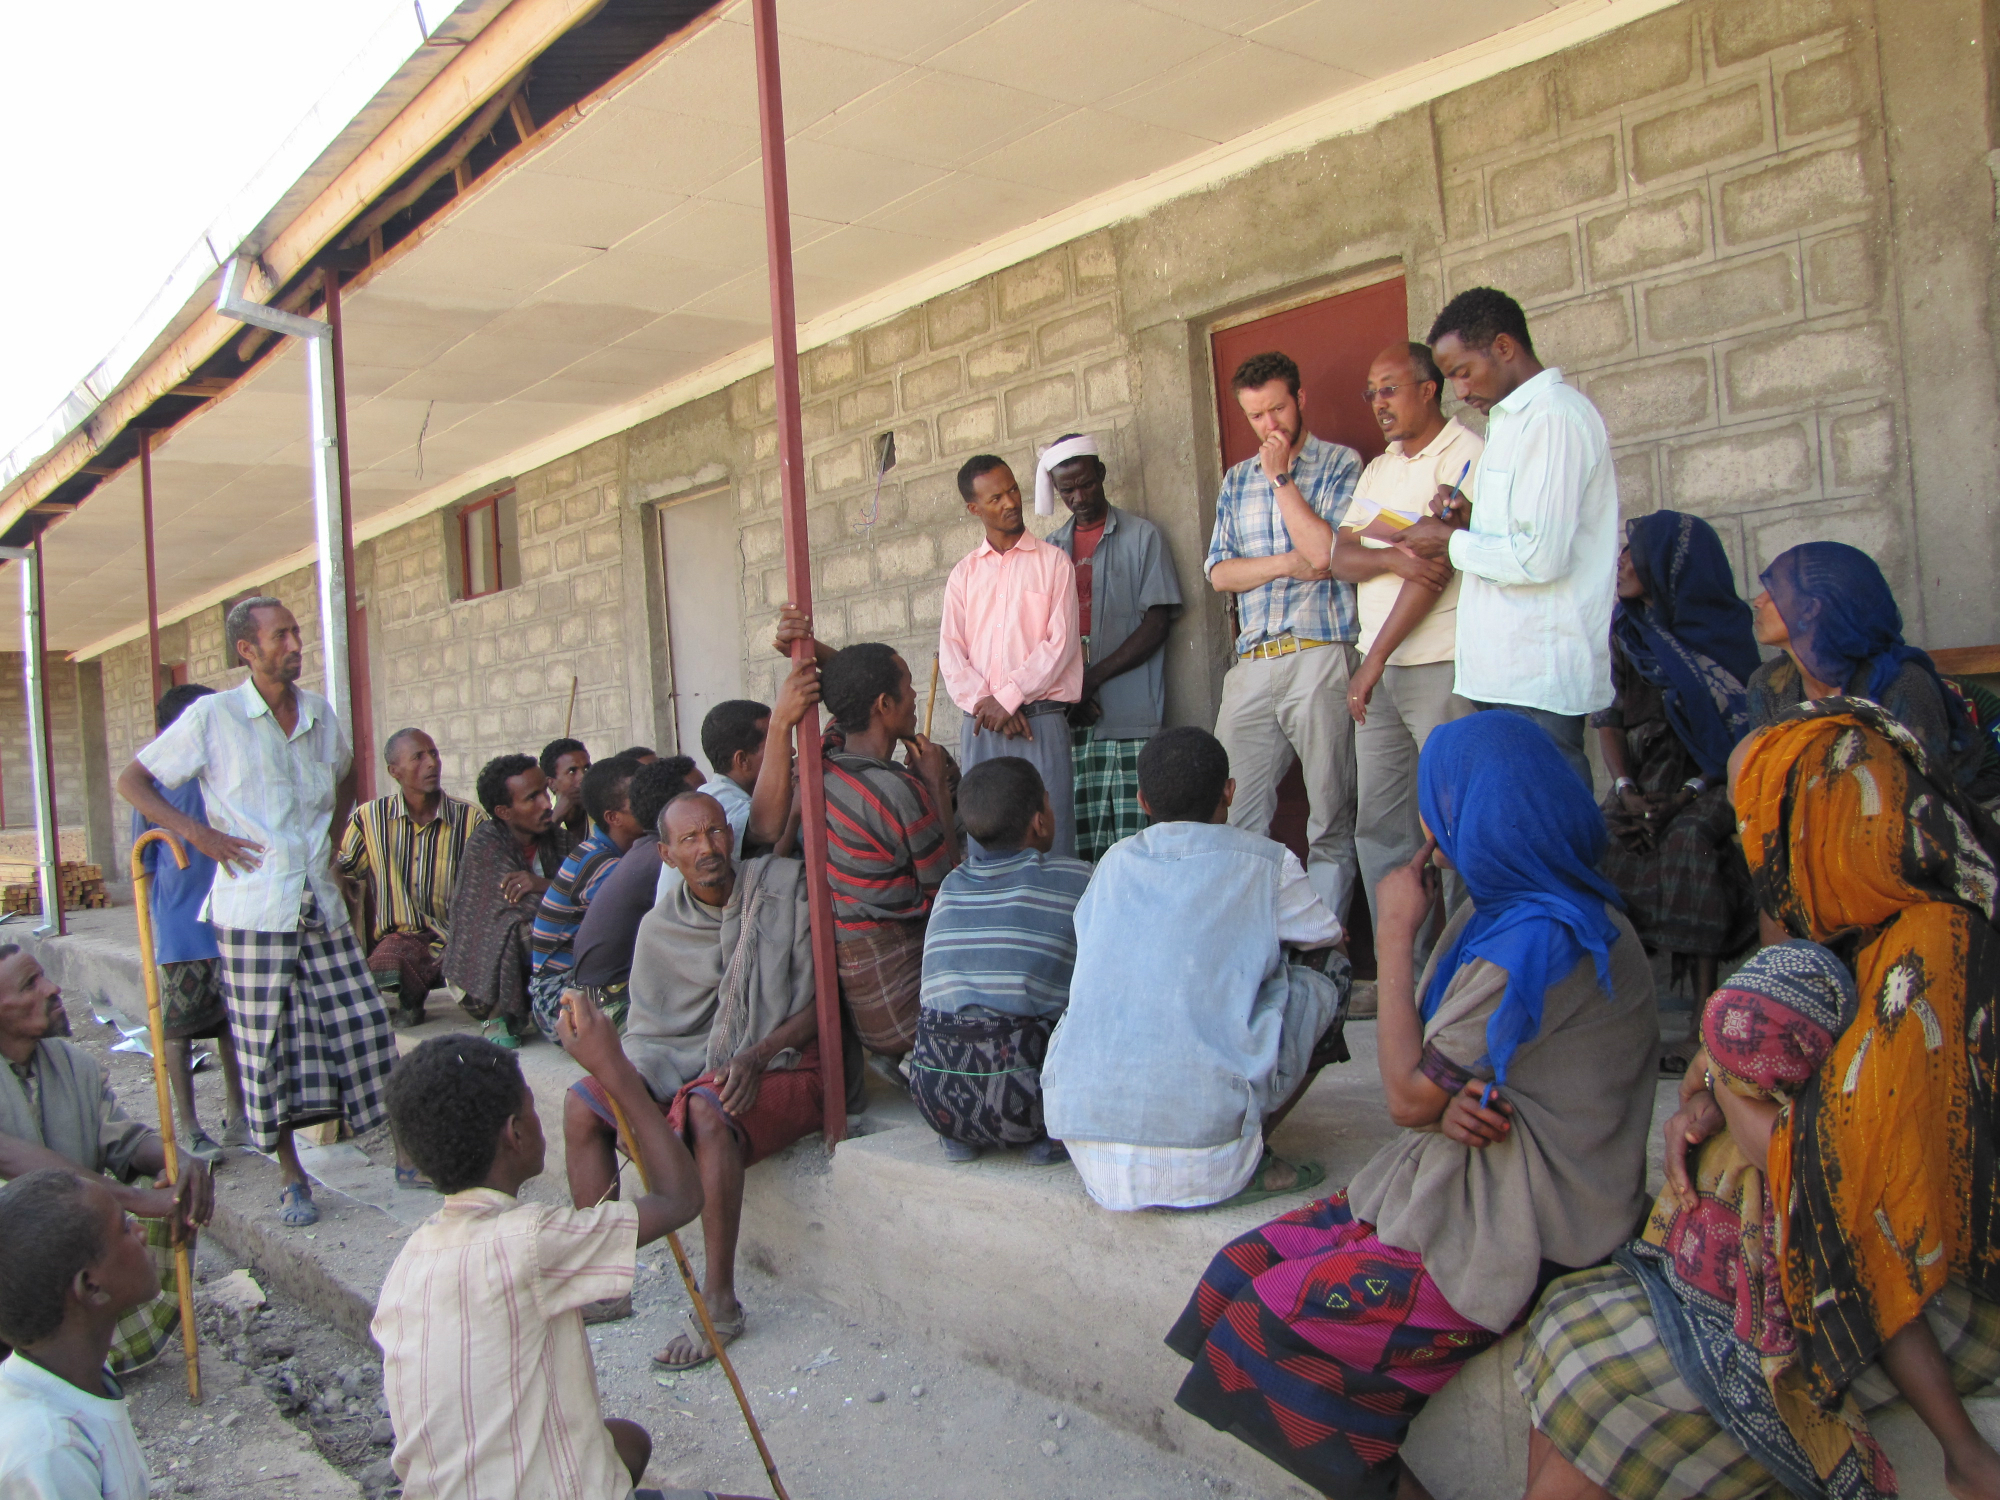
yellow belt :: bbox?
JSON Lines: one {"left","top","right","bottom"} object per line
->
{"left": 1240, "top": 634, "right": 1330, "bottom": 661}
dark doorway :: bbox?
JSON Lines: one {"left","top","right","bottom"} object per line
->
{"left": 1209, "top": 273, "right": 1409, "bottom": 977}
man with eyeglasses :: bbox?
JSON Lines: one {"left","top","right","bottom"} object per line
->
{"left": 1329, "top": 342, "right": 1480, "bottom": 979}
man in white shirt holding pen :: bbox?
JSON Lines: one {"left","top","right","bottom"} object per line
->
{"left": 1397, "top": 287, "right": 1617, "bottom": 789}
{"left": 1330, "top": 342, "right": 1478, "bottom": 973}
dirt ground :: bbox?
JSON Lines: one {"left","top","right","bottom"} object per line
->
{"left": 74, "top": 991, "right": 1254, "bottom": 1500}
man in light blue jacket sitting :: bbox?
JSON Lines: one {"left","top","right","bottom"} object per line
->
{"left": 1044, "top": 726, "right": 1350, "bottom": 1211}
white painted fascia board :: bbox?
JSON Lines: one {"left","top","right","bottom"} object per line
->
{"left": 70, "top": 0, "right": 1680, "bottom": 662}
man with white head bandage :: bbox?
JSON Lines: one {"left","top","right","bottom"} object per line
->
{"left": 1041, "top": 433, "right": 1183, "bottom": 861}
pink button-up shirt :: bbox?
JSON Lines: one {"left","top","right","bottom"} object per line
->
{"left": 939, "top": 530, "right": 1084, "bottom": 715}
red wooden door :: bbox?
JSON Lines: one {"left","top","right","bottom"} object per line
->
{"left": 1209, "top": 275, "right": 1408, "bottom": 973}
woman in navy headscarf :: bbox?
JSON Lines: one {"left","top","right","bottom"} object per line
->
{"left": 1748, "top": 540, "right": 2000, "bottom": 800}
{"left": 1169, "top": 713, "right": 1658, "bottom": 1500}
{"left": 1595, "top": 511, "right": 1761, "bottom": 1018}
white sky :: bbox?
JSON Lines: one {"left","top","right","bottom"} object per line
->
{"left": 0, "top": 0, "right": 427, "bottom": 460}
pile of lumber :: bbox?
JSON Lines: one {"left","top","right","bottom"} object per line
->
{"left": 2, "top": 862, "right": 109, "bottom": 915}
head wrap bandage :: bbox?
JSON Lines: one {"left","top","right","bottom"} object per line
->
{"left": 1034, "top": 434, "right": 1100, "bottom": 517}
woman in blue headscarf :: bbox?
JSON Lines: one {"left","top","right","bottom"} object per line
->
{"left": 1169, "top": 713, "right": 1659, "bottom": 1500}
{"left": 1595, "top": 511, "right": 1761, "bottom": 1014}
{"left": 1747, "top": 541, "right": 2000, "bottom": 800}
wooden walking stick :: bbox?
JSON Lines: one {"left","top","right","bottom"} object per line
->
{"left": 129, "top": 828, "right": 202, "bottom": 1404}
{"left": 600, "top": 1086, "right": 790, "bottom": 1500}
{"left": 563, "top": 674, "right": 579, "bottom": 739}
{"left": 923, "top": 652, "right": 941, "bottom": 740}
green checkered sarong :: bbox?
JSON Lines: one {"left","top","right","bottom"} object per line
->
{"left": 1517, "top": 1263, "right": 2000, "bottom": 1500}
{"left": 1071, "top": 729, "right": 1146, "bottom": 863}
{"left": 108, "top": 1211, "right": 179, "bottom": 1374}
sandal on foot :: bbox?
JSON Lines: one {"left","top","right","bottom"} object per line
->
{"left": 219, "top": 1118, "right": 249, "bottom": 1148}
{"left": 651, "top": 1306, "right": 745, "bottom": 1371}
{"left": 394, "top": 1164, "right": 435, "bottom": 1191}
{"left": 277, "top": 1182, "right": 319, "bottom": 1227}
{"left": 480, "top": 1018, "right": 520, "bottom": 1050}
{"left": 1213, "top": 1151, "right": 1324, "bottom": 1210}
{"left": 1025, "top": 1137, "right": 1069, "bottom": 1166}
{"left": 186, "top": 1131, "right": 224, "bottom": 1164}
{"left": 939, "top": 1137, "right": 981, "bottom": 1163}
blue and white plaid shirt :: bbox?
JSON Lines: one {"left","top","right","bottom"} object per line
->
{"left": 1204, "top": 433, "right": 1362, "bottom": 653}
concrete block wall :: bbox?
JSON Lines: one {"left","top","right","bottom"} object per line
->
{"left": 1433, "top": 0, "right": 1911, "bottom": 609}
{"left": 671, "top": 233, "right": 1144, "bottom": 730}
{"left": 0, "top": 652, "right": 87, "bottom": 833}
{"left": 362, "top": 435, "right": 638, "bottom": 797}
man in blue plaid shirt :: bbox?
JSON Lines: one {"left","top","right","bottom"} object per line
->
{"left": 1204, "top": 350, "right": 1371, "bottom": 920}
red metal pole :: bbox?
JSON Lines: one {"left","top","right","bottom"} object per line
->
{"left": 140, "top": 431, "right": 162, "bottom": 702}
{"left": 752, "top": 0, "right": 845, "bottom": 1148}
{"left": 33, "top": 533, "right": 65, "bottom": 937}
{"left": 324, "top": 271, "right": 373, "bottom": 800}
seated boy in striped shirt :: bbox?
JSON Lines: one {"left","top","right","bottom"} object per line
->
{"left": 908, "top": 756, "right": 1092, "bottom": 1165}
{"left": 373, "top": 998, "right": 756, "bottom": 1500}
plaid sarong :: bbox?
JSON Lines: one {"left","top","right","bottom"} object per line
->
{"left": 1071, "top": 729, "right": 1146, "bottom": 863}
{"left": 214, "top": 896, "right": 396, "bottom": 1152}
{"left": 109, "top": 1209, "right": 179, "bottom": 1374}
{"left": 836, "top": 919, "right": 925, "bottom": 1058}
{"left": 365, "top": 930, "right": 443, "bottom": 1008}
{"left": 1518, "top": 1263, "right": 2000, "bottom": 1500}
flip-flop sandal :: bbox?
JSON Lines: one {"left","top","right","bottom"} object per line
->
{"left": 277, "top": 1182, "right": 319, "bottom": 1227}
{"left": 1212, "top": 1151, "right": 1325, "bottom": 1210}
{"left": 394, "top": 1164, "right": 435, "bottom": 1190}
{"left": 651, "top": 1306, "right": 746, "bottom": 1371}
{"left": 219, "top": 1119, "right": 249, "bottom": 1148}
{"left": 186, "top": 1131, "right": 224, "bottom": 1163}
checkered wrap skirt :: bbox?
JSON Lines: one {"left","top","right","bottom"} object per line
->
{"left": 1518, "top": 1262, "right": 2000, "bottom": 1500}
{"left": 1071, "top": 730, "right": 1146, "bottom": 863}
{"left": 214, "top": 897, "right": 396, "bottom": 1152}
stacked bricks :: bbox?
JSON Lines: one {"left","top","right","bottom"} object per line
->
{"left": 1433, "top": 0, "right": 1906, "bottom": 609}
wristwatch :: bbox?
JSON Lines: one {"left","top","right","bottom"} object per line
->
{"left": 1271, "top": 470, "right": 1292, "bottom": 489}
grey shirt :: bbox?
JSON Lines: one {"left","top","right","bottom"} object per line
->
{"left": 1048, "top": 504, "right": 1183, "bottom": 739}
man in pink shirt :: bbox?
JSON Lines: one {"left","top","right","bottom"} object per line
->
{"left": 939, "top": 455, "right": 1085, "bottom": 856}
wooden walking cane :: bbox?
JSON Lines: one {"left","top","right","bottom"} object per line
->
{"left": 599, "top": 1087, "right": 790, "bottom": 1500}
{"left": 129, "top": 828, "right": 202, "bottom": 1404}
{"left": 923, "top": 651, "right": 941, "bottom": 740}
{"left": 563, "top": 675, "right": 579, "bottom": 739}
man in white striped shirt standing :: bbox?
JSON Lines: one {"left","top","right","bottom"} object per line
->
{"left": 1397, "top": 287, "right": 1618, "bottom": 788}
{"left": 118, "top": 597, "right": 398, "bottom": 1229}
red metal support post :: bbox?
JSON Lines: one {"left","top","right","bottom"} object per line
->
{"left": 752, "top": 0, "right": 845, "bottom": 1148}
{"left": 32, "top": 534, "right": 65, "bottom": 937}
{"left": 140, "top": 431, "right": 162, "bottom": 701}
{"left": 324, "top": 271, "right": 373, "bottom": 800}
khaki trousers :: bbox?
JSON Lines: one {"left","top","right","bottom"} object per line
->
{"left": 1213, "top": 642, "right": 1358, "bottom": 920}
{"left": 1354, "top": 660, "right": 1470, "bottom": 964}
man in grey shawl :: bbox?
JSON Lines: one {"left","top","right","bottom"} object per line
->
{"left": 563, "top": 790, "right": 823, "bottom": 1372}
{"left": 0, "top": 945, "right": 213, "bottom": 1371}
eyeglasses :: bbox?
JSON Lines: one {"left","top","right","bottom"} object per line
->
{"left": 1364, "top": 382, "right": 1426, "bottom": 402}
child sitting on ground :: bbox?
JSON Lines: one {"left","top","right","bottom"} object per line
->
{"left": 374, "top": 994, "right": 760, "bottom": 1500}
{"left": 0, "top": 1168, "right": 160, "bottom": 1500}
{"left": 908, "top": 756, "right": 1091, "bottom": 1164}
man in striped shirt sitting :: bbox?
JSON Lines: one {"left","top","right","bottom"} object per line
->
{"left": 336, "top": 727, "right": 484, "bottom": 1028}
{"left": 909, "top": 756, "right": 1089, "bottom": 1165}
